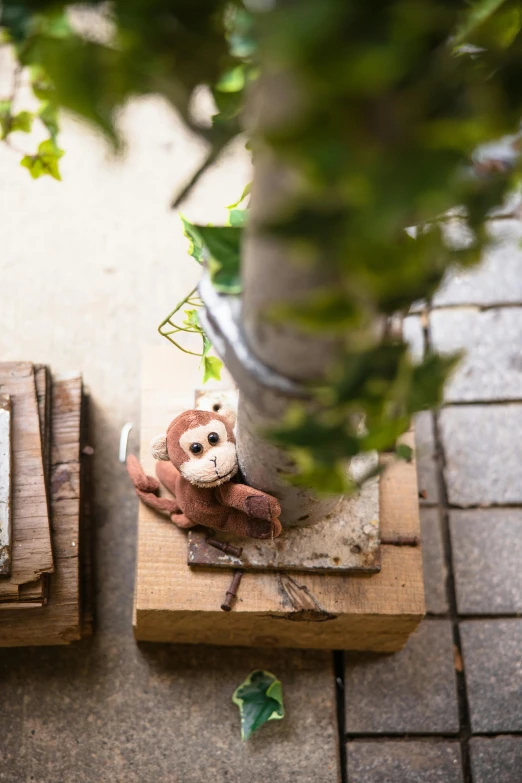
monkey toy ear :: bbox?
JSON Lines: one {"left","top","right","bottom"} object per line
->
{"left": 218, "top": 406, "right": 236, "bottom": 429}
{"left": 150, "top": 434, "right": 169, "bottom": 461}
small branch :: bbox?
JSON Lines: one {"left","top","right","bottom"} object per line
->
{"left": 170, "top": 137, "right": 229, "bottom": 210}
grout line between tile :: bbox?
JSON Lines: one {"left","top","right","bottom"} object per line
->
{"left": 333, "top": 650, "right": 348, "bottom": 783}
{"left": 426, "top": 308, "right": 473, "bottom": 783}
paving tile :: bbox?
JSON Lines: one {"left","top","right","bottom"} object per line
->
{"left": 460, "top": 620, "right": 522, "bottom": 733}
{"left": 450, "top": 509, "right": 522, "bottom": 614}
{"left": 430, "top": 307, "right": 522, "bottom": 402}
{"left": 433, "top": 219, "right": 522, "bottom": 307}
{"left": 415, "top": 411, "right": 440, "bottom": 506}
{"left": 469, "top": 736, "right": 522, "bottom": 783}
{"left": 404, "top": 315, "right": 425, "bottom": 363}
{"left": 439, "top": 405, "right": 522, "bottom": 506}
{"left": 420, "top": 509, "right": 448, "bottom": 614}
{"left": 0, "top": 643, "right": 339, "bottom": 783}
{"left": 347, "top": 741, "right": 463, "bottom": 783}
{"left": 344, "top": 620, "right": 459, "bottom": 734}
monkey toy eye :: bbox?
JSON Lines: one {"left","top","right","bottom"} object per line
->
{"left": 208, "top": 432, "right": 219, "bottom": 445}
{"left": 190, "top": 442, "right": 203, "bottom": 454}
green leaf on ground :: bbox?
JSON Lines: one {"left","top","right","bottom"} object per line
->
{"left": 202, "top": 355, "right": 222, "bottom": 383}
{"left": 232, "top": 670, "right": 285, "bottom": 741}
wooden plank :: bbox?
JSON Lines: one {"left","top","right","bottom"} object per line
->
{"left": 15, "top": 367, "right": 52, "bottom": 604}
{"left": 0, "top": 367, "right": 52, "bottom": 603}
{"left": 79, "top": 390, "right": 94, "bottom": 638}
{"left": 0, "top": 395, "right": 12, "bottom": 576}
{"left": 134, "top": 346, "right": 425, "bottom": 651}
{"left": 0, "top": 363, "right": 53, "bottom": 597}
{"left": 35, "top": 365, "right": 52, "bottom": 495}
{"left": 0, "top": 374, "right": 83, "bottom": 646}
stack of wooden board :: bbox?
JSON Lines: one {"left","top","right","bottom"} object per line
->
{"left": 0, "top": 362, "right": 93, "bottom": 646}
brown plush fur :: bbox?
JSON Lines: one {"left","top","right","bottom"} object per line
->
{"left": 127, "top": 409, "right": 282, "bottom": 540}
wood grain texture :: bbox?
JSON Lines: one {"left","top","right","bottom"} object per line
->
{"left": 134, "top": 346, "right": 425, "bottom": 651}
{"left": 0, "top": 374, "right": 83, "bottom": 646}
{"left": 79, "top": 389, "right": 94, "bottom": 638}
{"left": 35, "top": 365, "right": 52, "bottom": 496}
{"left": 0, "top": 367, "right": 52, "bottom": 604}
{"left": 0, "top": 363, "right": 53, "bottom": 598}
{"left": 0, "top": 394, "right": 12, "bottom": 576}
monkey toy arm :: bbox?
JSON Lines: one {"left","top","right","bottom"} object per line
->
{"left": 216, "top": 481, "right": 281, "bottom": 523}
{"left": 126, "top": 455, "right": 196, "bottom": 529}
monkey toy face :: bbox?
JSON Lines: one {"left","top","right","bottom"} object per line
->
{"left": 151, "top": 409, "right": 238, "bottom": 489}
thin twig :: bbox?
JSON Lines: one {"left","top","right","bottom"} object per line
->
{"left": 170, "top": 137, "right": 229, "bottom": 210}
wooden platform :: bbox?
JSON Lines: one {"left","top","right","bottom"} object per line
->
{"left": 134, "top": 346, "right": 425, "bottom": 651}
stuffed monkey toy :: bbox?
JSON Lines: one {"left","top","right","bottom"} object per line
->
{"left": 127, "top": 409, "right": 282, "bottom": 540}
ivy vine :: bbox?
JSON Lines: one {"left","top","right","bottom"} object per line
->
{"left": 2, "top": 0, "right": 522, "bottom": 493}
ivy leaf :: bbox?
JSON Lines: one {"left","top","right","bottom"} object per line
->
{"left": 286, "top": 462, "right": 352, "bottom": 495}
{"left": 227, "top": 208, "right": 248, "bottom": 227}
{"left": 202, "top": 355, "right": 223, "bottom": 383}
{"left": 183, "top": 308, "right": 199, "bottom": 329}
{"left": 454, "top": 0, "right": 510, "bottom": 45}
{"left": 192, "top": 224, "right": 242, "bottom": 294}
{"left": 227, "top": 182, "right": 251, "bottom": 209}
{"left": 20, "top": 138, "right": 64, "bottom": 180}
{"left": 0, "top": 100, "right": 12, "bottom": 138}
{"left": 274, "top": 290, "right": 361, "bottom": 333}
{"left": 202, "top": 334, "right": 212, "bottom": 358}
{"left": 215, "top": 65, "right": 245, "bottom": 93}
{"left": 405, "top": 352, "right": 460, "bottom": 414}
{"left": 232, "top": 670, "right": 285, "bottom": 741}
{"left": 38, "top": 102, "right": 59, "bottom": 140}
{"left": 180, "top": 216, "right": 204, "bottom": 265}
{"left": 396, "top": 443, "right": 414, "bottom": 462}
{"left": 11, "top": 110, "right": 33, "bottom": 134}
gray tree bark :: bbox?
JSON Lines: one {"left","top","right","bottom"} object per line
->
{"left": 236, "top": 135, "right": 343, "bottom": 527}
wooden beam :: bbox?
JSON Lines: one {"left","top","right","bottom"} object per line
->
{"left": 134, "top": 346, "right": 425, "bottom": 651}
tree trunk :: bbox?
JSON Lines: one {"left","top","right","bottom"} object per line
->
{"left": 236, "top": 139, "right": 343, "bottom": 527}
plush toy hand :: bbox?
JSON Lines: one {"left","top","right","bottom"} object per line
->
{"left": 217, "top": 482, "right": 281, "bottom": 522}
{"left": 244, "top": 491, "right": 281, "bottom": 522}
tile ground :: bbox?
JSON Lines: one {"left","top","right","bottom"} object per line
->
{"left": 344, "top": 620, "right": 459, "bottom": 735}
{"left": 450, "top": 509, "right": 522, "bottom": 615}
{"left": 469, "top": 736, "right": 522, "bottom": 783}
{"left": 347, "top": 741, "right": 463, "bottom": 783}
{"left": 420, "top": 508, "right": 448, "bottom": 615}
{"left": 430, "top": 307, "right": 522, "bottom": 402}
{"left": 2, "top": 63, "right": 522, "bottom": 782}
{"left": 460, "top": 620, "right": 522, "bottom": 734}
{"left": 439, "top": 404, "right": 522, "bottom": 506}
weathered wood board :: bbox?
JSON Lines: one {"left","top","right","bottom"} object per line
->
{"left": 0, "top": 394, "right": 12, "bottom": 576}
{"left": 134, "top": 346, "right": 425, "bottom": 651}
{"left": 0, "top": 366, "right": 52, "bottom": 603}
{"left": 0, "top": 374, "right": 84, "bottom": 646}
{"left": 79, "top": 388, "right": 94, "bottom": 638}
{"left": 0, "top": 363, "right": 54, "bottom": 598}
{"left": 35, "top": 365, "right": 52, "bottom": 496}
